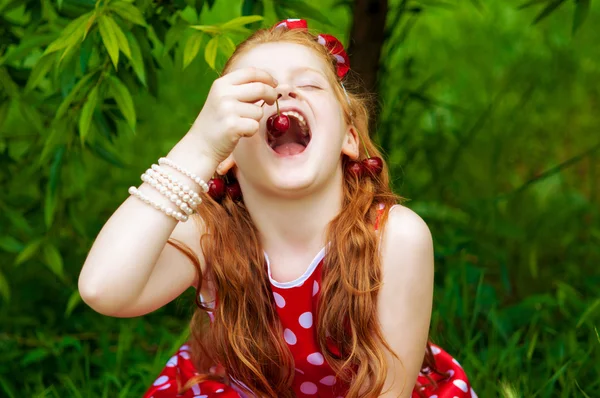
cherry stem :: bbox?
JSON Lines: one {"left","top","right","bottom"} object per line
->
{"left": 275, "top": 98, "right": 280, "bottom": 116}
{"left": 356, "top": 127, "right": 370, "bottom": 158}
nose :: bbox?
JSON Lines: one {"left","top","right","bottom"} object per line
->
{"left": 276, "top": 82, "right": 298, "bottom": 100}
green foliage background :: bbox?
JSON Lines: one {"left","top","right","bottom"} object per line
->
{"left": 0, "top": 0, "right": 598, "bottom": 396}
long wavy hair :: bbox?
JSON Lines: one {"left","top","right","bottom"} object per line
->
{"left": 168, "top": 26, "right": 442, "bottom": 397}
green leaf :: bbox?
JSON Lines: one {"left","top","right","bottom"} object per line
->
{"left": 518, "top": 0, "right": 550, "bottom": 9}
{"left": 572, "top": 0, "right": 590, "bottom": 34}
{"left": 183, "top": 32, "right": 204, "bottom": 69}
{"left": 0, "top": 100, "right": 9, "bottom": 131}
{"left": 14, "top": 238, "right": 44, "bottom": 266}
{"left": 576, "top": 298, "right": 600, "bottom": 328}
{"left": 79, "top": 85, "right": 99, "bottom": 144}
{"left": 0, "top": 33, "right": 56, "bottom": 64}
{"left": 532, "top": 0, "right": 567, "bottom": 24}
{"left": 25, "top": 53, "right": 57, "bottom": 93}
{"left": 109, "top": 1, "right": 147, "bottom": 26}
{"left": 65, "top": 290, "right": 82, "bottom": 317}
{"left": 219, "top": 36, "right": 236, "bottom": 58}
{"left": 20, "top": 347, "right": 50, "bottom": 366}
{"left": 163, "top": 20, "right": 188, "bottom": 56}
{"left": 79, "top": 35, "right": 94, "bottom": 74}
{"left": 0, "top": 375, "right": 17, "bottom": 398}
{"left": 0, "top": 236, "right": 24, "bottom": 253}
{"left": 0, "top": 270, "right": 9, "bottom": 302}
{"left": 280, "top": 0, "right": 332, "bottom": 25}
{"left": 221, "top": 15, "right": 263, "bottom": 30}
{"left": 44, "top": 189, "right": 58, "bottom": 230}
{"left": 99, "top": 15, "right": 120, "bottom": 68}
{"left": 43, "top": 12, "right": 93, "bottom": 55}
{"left": 108, "top": 16, "right": 131, "bottom": 59}
{"left": 85, "top": 141, "right": 126, "bottom": 168}
{"left": 43, "top": 244, "right": 64, "bottom": 279}
{"left": 55, "top": 71, "right": 97, "bottom": 120}
{"left": 189, "top": 24, "right": 222, "bottom": 34}
{"left": 17, "top": 101, "right": 44, "bottom": 133}
{"left": 45, "top": 146, "right": 65, "bottom": 229}
{"left": 107, "top": 75, "right": 136, "bottom": 132}
{"left": 0, "top": 67, "right": 20, "bottom": 98}
{"left": 125, "top": 31, "right": 146, "bottom": 85}
{"left": 204, "top": 36, "right": 219, "bottom": 70}
{"left": 0, "top": 202, "right": 33, "bottom": 234}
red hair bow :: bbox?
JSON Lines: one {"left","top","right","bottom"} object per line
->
{"left": 272, "top": 19, "right": 350, "bottom": 79}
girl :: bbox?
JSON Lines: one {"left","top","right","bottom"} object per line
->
{"left": 79, "top": 19, "right": 475, "bottom": 398}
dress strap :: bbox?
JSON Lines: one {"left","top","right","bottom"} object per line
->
{"left": 374, "top": 202, "right": 386, "bottom": 231}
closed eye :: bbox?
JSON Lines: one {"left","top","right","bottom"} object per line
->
{"left": 299, "top": 85, "right": 321, "bottom": 90}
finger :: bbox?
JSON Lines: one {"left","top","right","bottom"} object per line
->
{"left": 222, "top": 67, "right": 278, "bottom": 88}
{"left": 234, "top": 102, "right": 264, "bottom": 121}
{"left": 233, "top": 82, "right": 278, "bottom": 105}
{"left": 235, "top": 117, "right": 260, "bottom": 138}
{"left": 216, "top": 154, "right": 235, "bottom": 176}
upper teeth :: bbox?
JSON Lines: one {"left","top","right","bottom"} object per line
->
{"left": 281, "top": 111, "right": 309, "bottom": 136}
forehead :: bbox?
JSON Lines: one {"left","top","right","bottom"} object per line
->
{"left": 230, "top": 42, "right": 329, "bottom": 79}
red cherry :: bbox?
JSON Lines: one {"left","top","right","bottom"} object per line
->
{"left": 267, "top": 115, "right": 275, "bottom": 132}
{"left": 226, "top": 181, "right": 242, "bottom": 201}
{"left": 207, "top": 178, "right": 225, "bottom": 201}
{"left": 362, "top": 157, "right": 383, "bottom": 176}
{"left": 346, "top": 161, "right": 365, "bottom": 178}
{"left": 272, "top": 114, "right": 290, "bottom": 136}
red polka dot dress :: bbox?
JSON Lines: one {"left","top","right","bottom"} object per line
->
{"left": 143, "top": 205, "right": 476, "bottom": 398}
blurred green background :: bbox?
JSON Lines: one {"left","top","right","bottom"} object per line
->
{"left": 0, "top": 0, "right": 598, "bottom": 396}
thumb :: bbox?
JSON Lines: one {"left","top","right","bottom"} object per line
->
{"left": 216, "top": 154, "right": 236, "bottom": 176}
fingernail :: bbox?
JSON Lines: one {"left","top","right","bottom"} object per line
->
{"left": 273, "top": 78, "right": 279, "bottom": 85}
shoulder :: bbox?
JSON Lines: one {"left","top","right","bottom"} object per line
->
{"left": 382, "top": 204, "right": 434, "bottom": 257}
{"left": 379, "top": 204, "right": 434, "bottom": 285}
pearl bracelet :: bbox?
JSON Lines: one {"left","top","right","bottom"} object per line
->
{"left": 128, "top": 186, "right": 189, "bottom": 222}
{"left": 158, "top": 157, "right": 210, "bottom": 193}
{"left": 148, "top": 164, "right": 202, "bottom": 209}
{"left": 141, "top": 172, "right": 195, "bottom": 216}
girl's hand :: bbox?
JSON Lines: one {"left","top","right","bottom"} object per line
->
{"left": 188, "top": 67, "right": 278, "bottom": 165}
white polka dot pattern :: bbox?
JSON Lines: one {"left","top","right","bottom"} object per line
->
{"left": 299, "top": 312, "right": 313, "bottom": 328}
{"left": 453, "top": 379, "right": 468, "bottom": 392}
{"left": 319, "top": 375, "right": 336, "bottom": 386}
{"left": 300, "top": 381, "right": 318, "bottom": 395}
{"left": 307, "top": 352, "right": 324, "bottom": 365}
{"left": 191, "top": 384, "right": 201, "bottom": 394}
{"left": 166, "top": 355, "right": 177, "bottom": 367}
{"left": 284, "top": 328, "right": 297, "bottom": 345}
{"left": 153, "top": 375, "right": 168, "bottom": 386}
{"left": 273, "top": 292, "right": 286, "bottom": 308}
{"left": 312, "top": 280, "right": 319, "bottom": 296}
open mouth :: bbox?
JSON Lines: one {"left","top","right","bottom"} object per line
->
{"left": 267, "top": 110, "right": 311, "bottom": 156}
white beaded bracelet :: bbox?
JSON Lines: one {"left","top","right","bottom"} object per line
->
{"left": 158, "top": 157, "right": 210, "bottom": 193}
{"left": 141, "top": 172, "right": 195, "bottom": 216}
{"left": 128, "top": 186, "right": 189, "bottom": 222}
{"left": 144, "top": 169, "right": 200, "bottom": 211}
{"left": 148, "top": 165, "right": 202, "bottom": 209}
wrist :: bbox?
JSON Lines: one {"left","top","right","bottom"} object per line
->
{"left": 165, "top": 134, "right": 219, "bottom": 187}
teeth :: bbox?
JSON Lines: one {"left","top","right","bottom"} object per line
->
{"left": 281, "top": 110, "right": 309, "bottom": 136}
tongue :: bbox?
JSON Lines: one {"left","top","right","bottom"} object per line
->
{"left": 273, "top": 142, "right": 305, "bottom": 156}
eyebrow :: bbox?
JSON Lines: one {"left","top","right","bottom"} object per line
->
{"left": 291, "top": 66, "right": 326, "bottom": 77}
